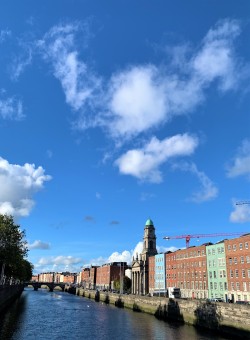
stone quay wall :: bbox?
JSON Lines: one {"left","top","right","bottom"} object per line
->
{"left": 0, "top": 285, "right": 24, "bottom": 313}
{"left": 76, "top": 288, "right": 250, "bottom": 338}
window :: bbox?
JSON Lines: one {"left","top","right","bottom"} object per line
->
{"left": 247, "top": 256, "right": 250, "bottom": 263}
{"left": 219, "top": 282, "right": 223, "bottom": 291}
{"left": 233, "top": 244, "right": 236, "bottom": 251}
{"left": 229, "top": 257, "right": 232, "bottom": 265}
{"left": 235, "top": 269, "right": 239, "bottom": 278}
{"left": 242, "top": 269, "right": 245, "bottom": 278}
{"left": 243, "top": 282, "right": 247, "bottom": 291}
{"left": 239, "top": 243, "right": 243, "bottom": 250}
{"left": 234, "top": 257, "right": 237, "bottom": 264}
{"left": 231, "top": 282, "right": 234, "bottom": 290}
{"left": 210, "top": 282, "right": 213, "bottom": 289}
{"left": 241, "top": 256, "right": 244, "bottom": 264}
{"left": 213, "top": 271, "right": 216, "bottom": 279}
{"left": 236, "top": 282, "right": 240, "bottom": 291}
{"left": 224, "top": 282, "right": 227, "bottom": 290}
{"left": 245, "top": 242, "right": 249, "bottom": 250}
{"left": 221, "top": 247, "right": 224, "bottom": 254}
{"left": 228, "top": 245, "right": 231, "bottom": 250}
{"left": 214, "top": 282, "right": 217, "bottom": 290}
{"left": 230, "top": 270, "right": 233, "bottom": 278}
{"left": 248, "top": 269, "right": 250, "bottom": 278}
{"left": 212, "top": 249, "right": 215, "bottom": 255}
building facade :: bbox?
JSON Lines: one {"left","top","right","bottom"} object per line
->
{"left": 95, "top": 262, "right": 127, "bottom": 291}
{"left": 154, "top": 253, "right": 166, "bottom": 295}
{"left": 206, "top": 242, "right": 227, "bottom": 300}
{"left": 165, "top": 244, "right": 208, "bottom": 299}
{"left": 225, "top": 234, "right": 250, "bottom": 302}
{"left": 131, "top": 219, "right": 157, "bottom": 295}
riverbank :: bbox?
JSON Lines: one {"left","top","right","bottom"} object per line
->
{"left": 75, "top": 288, "right": 250, "bottom": 338}
{"left": 0, "top": 285, "right": 24, "bottom": 313}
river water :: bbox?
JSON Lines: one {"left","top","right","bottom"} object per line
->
{"left": 0, "top": 288, "right": 231, "bottom": 340}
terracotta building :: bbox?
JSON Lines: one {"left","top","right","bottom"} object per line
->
{"left": 225, "top": 234, "right": 250, "bottom": 303}
{"left": 148, "top": 256, "right": 155, "bottom": 295}
{"left": 165, "top": 244, "right": 209, "bottom": 299}
{"left": 96, "top": 262, "right": 127, "bottom": 291}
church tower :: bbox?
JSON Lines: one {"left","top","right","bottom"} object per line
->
{"left": 131, "top": 218, "right": 158, "bottom": 295}
{"left": 141, "top": 218, "right": 157, "bottom": 259}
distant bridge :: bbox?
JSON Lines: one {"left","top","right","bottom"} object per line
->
{"left": 25, "top": 281, "right": 66, "bottom": 292}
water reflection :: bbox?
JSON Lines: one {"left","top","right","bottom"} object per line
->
{"left": 0, "top": 289, "right": 231, "bottom": 340}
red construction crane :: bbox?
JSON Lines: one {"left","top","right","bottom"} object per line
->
{"left": 163, "top": 232, "right": 249, "bottom": 248}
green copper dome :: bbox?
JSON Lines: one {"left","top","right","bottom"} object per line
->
{"left": 145, "top": 218, "right": 154, "bottom": 226}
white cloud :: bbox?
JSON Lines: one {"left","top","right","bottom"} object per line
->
{"left": 108, "top": 250, "right": 132, "bottom": 263}
{"left": 230, "top": 202, "right": 250, "bottom": 223}
{"left": 115, "top": 134, "right": 198, "bottom": 182}
{"left": 0, "top": 95, "right": 24, "bottom": 120}
{"left": 33, "top": 19, "right": 244, "bottom": 140}
{"left": 157, "top": 245, "right": 178, "bottom": 253}
{"left": 28, "top": 240, "right": 50, "bottom": 250}
{"left": 106, "top": 66, "right": 167, "bottom": 138}
{"left": 103, "top": 19, "right": 242, "bottom": 140}
{"left": 35, "top": 255, "right": 83, "bottom": 273}
{"left": 227, "top": 139, "right": 250, "bottom": 179}
{"left": 0, "top": 29, "right": 11, "bottom": 43}
{"left": 11, "top": 46, "right": 33, "bottom": 81}
{"left": 192, "top": 19, "right": 240, "bottom": 91}
{"left": 38, "top": 23, "right": 101, "bottom": 114}
{"left": 173, "top": 162, "right": 218, "bottom": 202}
{"left": 0, "top": 157, "right": 52, "bottom": 217}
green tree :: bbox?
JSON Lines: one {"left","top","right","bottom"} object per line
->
{"left": 0, "top": 214, "right": 30, "bottom": 282}
{"left": 123, "top": 276, "right": 131, "bottom": 293}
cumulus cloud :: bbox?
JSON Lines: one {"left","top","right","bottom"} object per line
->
{"left": 106, "top": 66, "right": 167, "bottom": 138}
{"left": 35, "top": 255, "right": 83, "bottom": 273}
{"left": 0, "top": 157, "right": 51, "bottom": 217}
{"left": 230, "top": 201, "right": 250, "bottom": 223}
{"left": 28, "top": 240, "right": 50, "bottom": 250}
{"left": 37, "top": 22, "right": 101, "bottom": 116}
{"left": 115, "top": 134, "right": 198, "bottom": 182}
{"left": 227, "top": 139, "right": 250, "bottom": 179}
{"left": 0, "top": 95, "right": 24, "bottom": 120}
{"left": 102, "top": 19, "right": 242, "bottom": 139}
{"left": 173, "top": 162, "right": 218, "bottom": 202}
{"left": 31, "top": 19, "right": 244, "bottom": 140}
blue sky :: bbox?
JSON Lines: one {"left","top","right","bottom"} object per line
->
{"left": 0, "top": 1, "right": 250, "bottom": 274}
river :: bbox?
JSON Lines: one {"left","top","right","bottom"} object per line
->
{"left": 0, "top": 288, "right": 231, "bottom": 339}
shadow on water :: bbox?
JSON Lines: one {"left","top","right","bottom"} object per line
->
{"left": 0, "top": 294, "right": 26, "bottom": 339}
{"left": 154, "top": 298, "right": 184, "bottom": 324}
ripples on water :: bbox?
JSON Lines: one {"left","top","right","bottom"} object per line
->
{"left": 0, "top": 288, "right": 231, "bottom": 340}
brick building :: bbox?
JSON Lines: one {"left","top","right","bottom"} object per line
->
{"left": 148, "top": 256, "right": 155, "bottom": 295}
{"left": 96, "top": 262, "right": 127, "bottom": 291}
{"left": 81, "top": 268, "right": 90, "bottom": 288}
{"left": 225, "top": 234, "right": 250, "bottom": 302}
{"left": 166, "top": 244, "right": 208, "bottom": 299}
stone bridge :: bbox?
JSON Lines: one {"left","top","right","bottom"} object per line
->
{"left": 25, "top": 282, "right": 66, "bottom": 292}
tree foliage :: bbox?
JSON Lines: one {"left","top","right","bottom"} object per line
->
{"left": 0, "top": 214, "right": 33, "bottom": 282}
